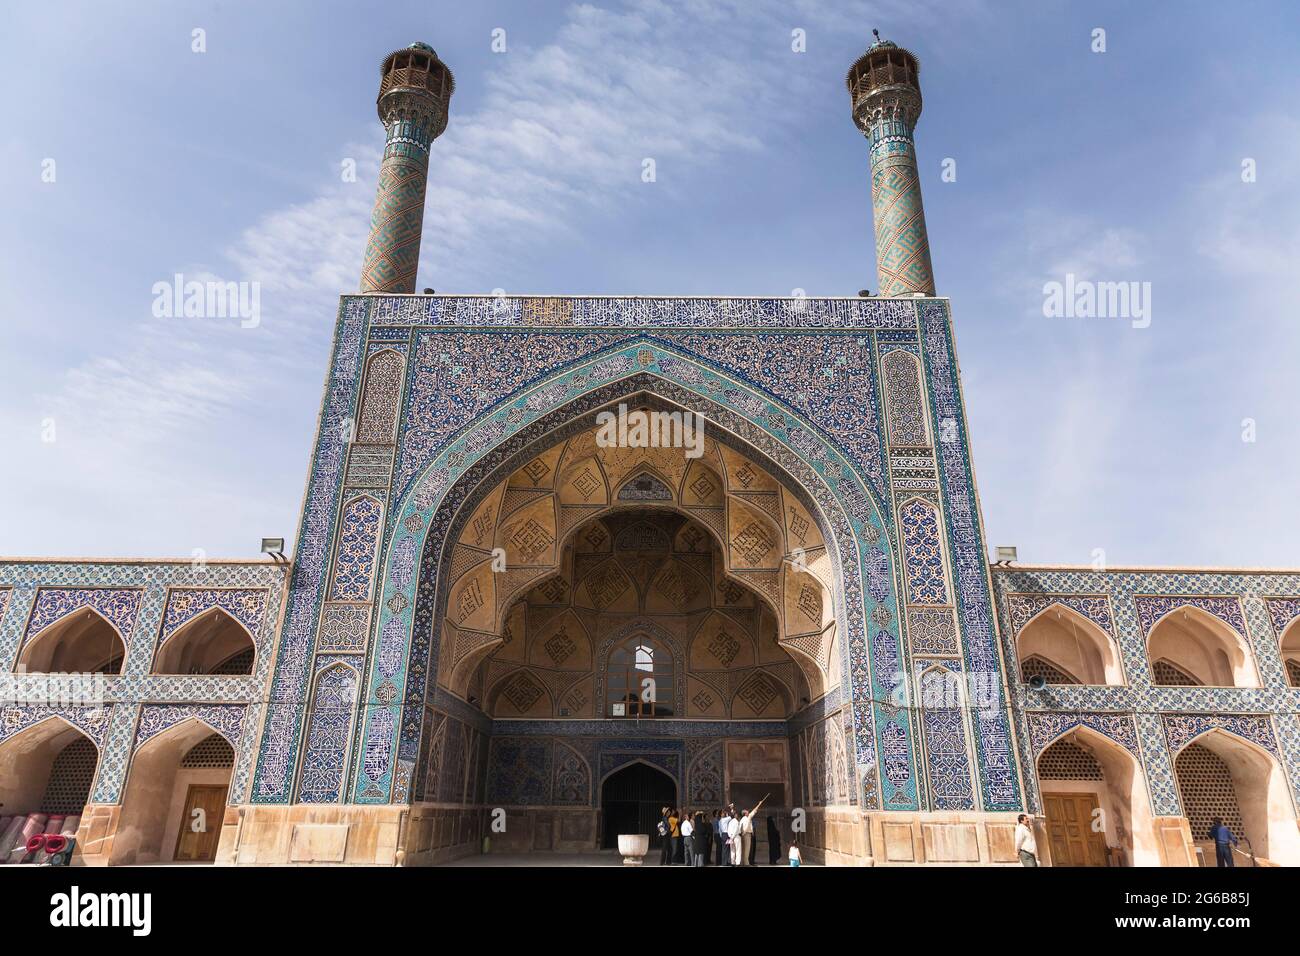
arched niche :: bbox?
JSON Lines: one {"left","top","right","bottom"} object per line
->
{"left": 1016, "top": 604, "right": 1123, "bottom": 686}
{"left": 462, "top": 509, "right": 817, "bottom": 720}
{"left": 152, "top": 606, "right": 256, "bottom": 675}
{"left": 1147, "top": 606, "right": 1259, "bottom": 687}
{"left": 1279, "top": 617, "right": 1300, "bottom": 687}
{"left": 346, "top": 364, "right": 907, "bottom": 810}
{"left": 18, "top": 607, "right": 125, "bottom": 675}
{"left": 1172, "top": 730, "right": 1300, "bottom": 865}
{"left": 0, "top": 718, "right": 99, "bottom": 831}
{"left": 444, "top": 494, "right": 832, "bottom": 713}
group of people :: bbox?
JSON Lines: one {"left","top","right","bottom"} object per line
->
{"left": 656, "top": 801, "right": 801, "bottom": 867}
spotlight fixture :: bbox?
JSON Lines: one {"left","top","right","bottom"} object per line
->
{"left": 423, "top": 288, "right": 435, "bottom": 294}
{"left": 857, "top": 289, "right": 871, "bottom": 297}
{"left": 261, "top": 537, "right": 287, "bottom": 562}
{"left": 1027, "top": 674, "right": 1048, "bottom": 691}
{"left": 994, "top": 546, "right": 1018, "bottom": 566}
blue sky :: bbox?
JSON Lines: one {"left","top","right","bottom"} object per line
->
{"left": 2, "top": 0, "right": 1297, "bottom": 568}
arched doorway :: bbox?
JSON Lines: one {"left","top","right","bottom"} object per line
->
{"left": 113, "top": 722, "right": 235, "bottom": 864}
{"left": 1035, "top": 728, "right": 1156, "bottom": 866}
{"left": 601, "top": 761, "right": 676, "bottom": 851}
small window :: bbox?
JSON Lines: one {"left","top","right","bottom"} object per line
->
{"left": 608, "top": 636, "right": 673, "bottom": 717}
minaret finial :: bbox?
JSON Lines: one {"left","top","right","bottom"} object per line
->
{"left": 359, "top": 43, "right": 455, "bottom": 294}
{"left": 844, "top": 36, "right": 936, "bottom": 297}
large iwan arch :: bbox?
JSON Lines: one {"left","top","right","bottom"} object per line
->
{"left": 344, "top": 349, "right": 914, "bottom": 796}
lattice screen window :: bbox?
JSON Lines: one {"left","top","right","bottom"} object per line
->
{"left": 1175, "top": 743, "right": 1245, "bottom": 839}
{"left": 210, "top": 647, "right": 255, "bottom": 675}
{"left": 1286, "top": 658, "right": 1300, "bottom": 688}
{"left": 180, "top": 733, "right": 235, "bottom": 769}
{"left": 1021, "top": 655, "right": 1079, "bottom": 685}
{"left": 1038, "top": 739, "right": 1104, "bottom": 780}
{"left": 1152, "top": 659, "right": 1201, "bottom": 686}
{"left": 40, "top": 737, "right": 97, "bottom": 814}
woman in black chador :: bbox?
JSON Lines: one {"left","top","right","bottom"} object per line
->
{"left": 766, "top": 816, "right": 782, "bottom": 865}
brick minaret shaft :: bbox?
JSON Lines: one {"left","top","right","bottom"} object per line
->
{"left": 847, "top": 33, "right": 936, "bottom": 297}
{"left": 360, "top": 43, "right": 454, "bottom": 294}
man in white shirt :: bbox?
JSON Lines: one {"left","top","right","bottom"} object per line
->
{"left": 727, "top": 811, "right": 742, "bottom": 865}
{"left": 738, "top": 809, "right": 755, "bottom": 867}
{"left": 1014, "top": 814, "right": 1038, "bottom": 867}
{"left": 681, "top": 813, "right": 694, "bottom": 866}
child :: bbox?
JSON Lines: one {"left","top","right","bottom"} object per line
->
{"left": 788, "top": 841, "right": 802, "bottom": 868}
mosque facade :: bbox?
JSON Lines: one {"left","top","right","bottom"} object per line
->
{"left": 1, "top": 38, "right": 1298, "bottom": 868}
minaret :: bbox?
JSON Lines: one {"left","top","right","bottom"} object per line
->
{"left": 846, "top": 32, "right": 936, "bottom": 297}
{"left": 360, "top": 42, "right": 454, "bottom": 294}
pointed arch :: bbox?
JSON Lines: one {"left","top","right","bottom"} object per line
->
{"left": 0, "top": 717, "right": 100, "bottom": 826}
{"left": 729, "top": 668, "right": 791, "bottom": 718}
{"left": 486, "top": 667, "right": 554, "bottom": 718}
{"left": 115, "top": 716, "right": 236, "bottom": 864}
{"left": 880, "top": 348, "right": 930, "bottom": 446}
{"left": 916, "top": 662, "right": 976, "bottom": 810}
{"left": 597, "top": 756, "right": 679, "bottom": 795}
{"left": 1278, "top": 617, "right": 1300, "bottom": 687}
{"left": 357, "top": 348, "right": 406, "bottom": 444}
{"left": 295, "top": 661, "right": 361, "bottom": 805}
{"left": 328, "top": 494, "right": 385, "bottom": 602}
{"left": 1035, "top": 725, "right": 1157, "bottom": 866}
{"left": 254, "top": 338, "right": 932, "bottom": 811}
{"left": 615, "top": 469, "right": 676, "bottom": 502}
{"left": 1016, "top": 602, "right": 1124, "bottom": 686}
{"left": 18, "top": 605, "right": 126, "bottom": 675}
{"left": 897, "top": 496, "right": 949, "bottom": 606}
{"left": 1171, "top": 728, "right": 1300, "bottom": 865}
{"left": 1146, "top": 604, "right": 1260, "bottom": 687}
{"left": 152, "top": 605, "right": 256, "bottom": 675}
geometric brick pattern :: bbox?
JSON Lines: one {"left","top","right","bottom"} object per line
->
{"left": 869, "top": 135, "right": 935, "bottom": 296}
{"left": 360, "top": 147, "right": 431, "bottom": 295}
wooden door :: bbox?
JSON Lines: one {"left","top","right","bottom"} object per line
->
{"left": 1043, "top": 792, "right": 1107, "bottom": 866}
{"left": 174, "top": 784, "right": 228, "bottom": 862}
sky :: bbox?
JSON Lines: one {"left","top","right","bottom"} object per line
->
{"left": 1, "top": 0, "right": 1298, "bottom": 569}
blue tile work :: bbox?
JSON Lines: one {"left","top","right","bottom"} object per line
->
{"left": 919, "top": 302, "right": 1022, "bottom": 810}
{"left": 158, "top": 588, "right": 269, "bottom": 646}
{"left": 900, "top": 498, "right": 949, "bottom": 605}
{"left": 296, "top": 656, "right": 363, "bottom": 803}
{"left": 134, "top": 703, "right": 247, "bottom": 748}
{"left": 251, "top": 297, "right": 368, "bottom": 803}
{"left": 245, "top": 294, "right": 1031, "bottom": 818}
{"left": 992, "top": 567, "right": 1300, "bottom": 818}
{"left": 914, "top": 659, "right": 976, "bottom": 809}
{"left": 22, "top": 588, "right": 143, "bottom": 652}
{"left": 1268, "top": 598, "right": 1300, "bottom": 639}
{"left": 0, "top": 560, "right": 287, "bottom": 806}
{"left": 482, "top": 733, "right": 704, "bottom": 807}
{"left": 354, "top": 341, "right": 913, "bottom": 809}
